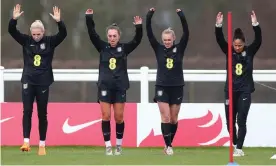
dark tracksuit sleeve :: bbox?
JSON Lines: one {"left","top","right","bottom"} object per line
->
{"left": 8, "top": 19, "right": 29, "bottom": 46}
{"left": 177, "top": 11, "right": 189, "bottom": 55}
{"left": 49, "top": 21, "right": 67, "bottom": 48}
{"left": 215, "top": 25, "right": 228, "bottom": 55}
{"left": 146, "top": 11, "right": 160, "bottom": 53}
{"left": 85, "top": 14, "right": 105, "bottom": 53}
{"left": 124, "top": 24, "right": 143, "bottom": 55}
{"left": 248, "top": 24, "right": 262, "bottom": 56}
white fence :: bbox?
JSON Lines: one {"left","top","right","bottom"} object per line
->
{"left": 1, "top": 66, "right": 276, "bottom": 103}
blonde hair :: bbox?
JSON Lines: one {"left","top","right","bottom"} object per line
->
{"left": 162, "top": 27, "right": 175, "bottom": 39}
{"left": 30, "top": 20, "right": 45, "bottom": 32}
{"left": 106, "top": 23, "right": 122, "bottom": 36}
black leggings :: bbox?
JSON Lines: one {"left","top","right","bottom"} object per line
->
{"left": 22, "top": 83, "right": 49, "bottom": 141}
{"left": 225, "top": 91, "right": 251, "bottom": 149}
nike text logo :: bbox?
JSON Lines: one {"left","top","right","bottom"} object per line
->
{"left": 0, "top": 117, "right": 13, "bottom": 123}
{"left": 62, "top": 118, "right": 102, "bottom": 134}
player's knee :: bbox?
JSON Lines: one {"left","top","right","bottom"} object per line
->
{"left": 169, "top": 110, "right": 179, "bottom": 123}
{"left": 161, "top": 114, "right": 170, "bottom": 123}
{"left": 114, "top": 113, "right": 124, "bottom": 123}
{"left": 23, "top": 109, "right": 33, "bottom": 119}
{"left": 237, "top": 119, "right": 246, "bottom": 128}
{"left": 114, "top": 113, "right": 123, "bottom": 122}
{"left": 170, "top": 117, "right": 178, "bottom": 124}
{"left": 38, "top": 111, "right": 47, "bottom": 120}
{"left": 102, "top": 115, "right": 111, "bottom": 121}
{"left": 101, "top": 111, "right": 111, "bottom": 121}
{"left": 170, "top": 112, "right": 178, "bottom": 123}
{"left": 37, "top": 105, "right": 47, "bottom": 115}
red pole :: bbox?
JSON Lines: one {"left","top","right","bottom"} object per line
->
{"left": 227, "top": 11, "right": 234, "bottom": 163}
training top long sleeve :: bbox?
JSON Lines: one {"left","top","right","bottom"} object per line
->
{"left": 8, "top": 18, "right": 67, "bottom": 86}
{"left": 215, "top": 23, "right": 262, "bottom": 92}
{"left": 146, "top": 10, "right": 189, "bottom": 86}
{"left": 86, "top": 14, "right": 143, "bottom": 90}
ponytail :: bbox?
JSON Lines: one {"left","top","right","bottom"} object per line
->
{"left": 233, "top": 28, "right": 245, "bottom": 42}
{"left": 106, "top": 23, "right": 121, "bottom": 36}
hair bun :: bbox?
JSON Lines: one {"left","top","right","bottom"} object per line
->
{"left": 234, "top": 28, "right": 243, "bottom": 34}
{"left": 233, "top": 28, "right": 245, "bottom": 42}
{"left": 111, "top": 23, "right": 117, "bottom": 26}
{"left": 35, "top": 20, "right": 42, "bottom": 23}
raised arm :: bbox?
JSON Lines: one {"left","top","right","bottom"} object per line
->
{"left": 49, "top": 6, "right": 67, "bottom": 47}
{"left": 176, "top": 9, "right": 189, "bottom": 53}
{"left": 85, "top": 9, "right": 105, "bottom": 53}
{"left": 124, "top": 16, "right": 143, "bottom": 55}
{"left": 248, "top": 11, "right": 262, "bottom": 55}
{"left": 215, "top": 12, "right": 228, "bottom": 54}
{"left": 146, "top": 8, "right": 159, "bottom": 50}
{"left": 8, "top": 4, "right": 29, "bottom": 46}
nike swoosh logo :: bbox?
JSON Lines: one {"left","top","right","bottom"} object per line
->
{"left": 62, "top": 118, "right": 102, "bottom": 134}
{"left": 0, "top": 117, "right": 14, "bottom": 123}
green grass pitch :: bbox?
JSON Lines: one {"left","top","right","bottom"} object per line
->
{"left": 1, "top": 146, "right": 276, "bottom": 165}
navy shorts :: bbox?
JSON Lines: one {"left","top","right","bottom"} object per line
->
{"left": 154, "top": 85, "right": 183, "bottom": 105}
{"left": 98, "top": 88, "right": 126, "bottom": 104}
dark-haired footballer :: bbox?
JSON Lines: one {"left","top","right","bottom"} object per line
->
{"left": 215, "top": 11, "right": 262, "bottom": 157}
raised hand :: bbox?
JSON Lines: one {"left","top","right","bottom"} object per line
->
{"left": 86, "top": 9, "right": 93, "bottom": 15}
{"left": 251, "top": 11, "right": 258, "bottom": 24}
{"left": 13, "top": 4, "right": 24, "bottom": 20}
{"left": 49, "top": 6, "right": 61, "bottom": 22}
{"left": 176, "top": 9, "right": 182, "bottom": 12}
{"left": 216, "top": 12, "right": 223, "bottom": 25}
{"left": 133, "top": 16, "right": 142, "bottom": 25}
{"left": 149, "top": 8, "right": 155, "bottom": 12}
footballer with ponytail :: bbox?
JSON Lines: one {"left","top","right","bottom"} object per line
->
{"left": 232, "top": 28, "right": 246, "bottom": 53}
{"left": 85, "top": 8, "right": 143, "bottom": 156}
{"left": 215, "top": 10, "right": 262, "bottom": 157}
{"left": 233, "top": 28, "right": 245, "bottom": 42}
{"left": 146, "top": 7, "right": 189, "bottom": 155}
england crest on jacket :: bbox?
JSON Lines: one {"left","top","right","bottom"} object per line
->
{"left": 40, "top": 43, "right": 46, "bottom": 50}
